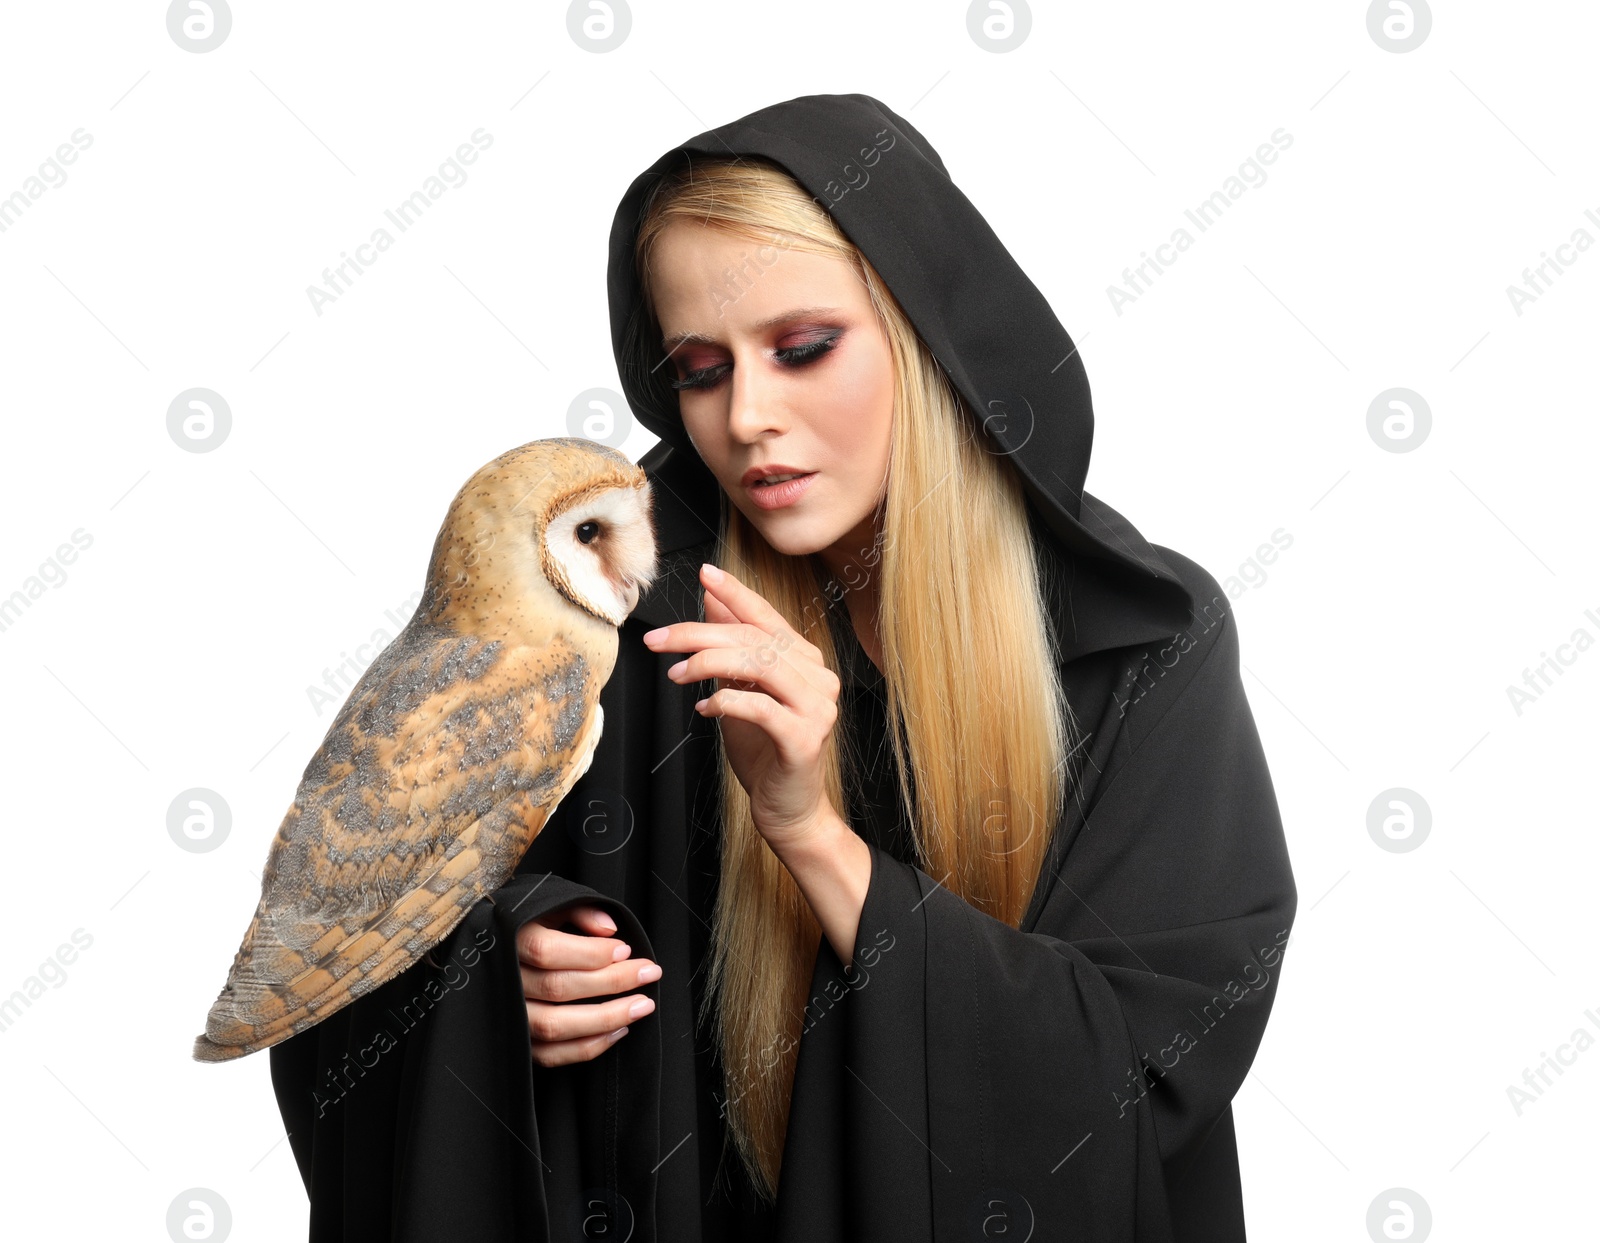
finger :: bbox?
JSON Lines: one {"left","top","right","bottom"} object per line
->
{"left": 564, "top": 905, "right": 619, "bottom": 937}
{"left": 657, "top": 614, "right": 829, "bottom": 695}
{"left": 674, "top": 644, "right": 820, "bottom": 710}
{"left": 705, "top": 580, "right": 823, "bottom": 664}
{"left": 646, "top": 617, "right": 777, "bottom": 655}
{"left": 700, "top": 585, "right": 774, "bottom": 694}
{"left": 703, "top": 589, "right": 738, "bottom": 625}
{"left": 697, "top": 686, "right": 839, "bottom": 754}
{"left": 517, "top": 920, "right": 632, "bottom": 971}
{"left": 532, "top": 901, "right": 620, "bottom": 937}
{"left": 696, "top": 687, "right": 790, "bottom": 737}
{"left": 697, "top": 564, "right": 816, "bottom": 656}
{"left": 530, "top": 1025, "right": 631, "bottom": 1068}
{"left": 704, "top": 607, "right": 833, "bottom": 699}
{"left": 525, "top": 992, "right": 657, "bottom": 1046}
{"left": 521, "top": 956, "right": 661, "bottom": 1003}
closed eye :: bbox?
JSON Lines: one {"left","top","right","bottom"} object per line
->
{"left": 667, "top": 332, "right": 841, "bottom": 392}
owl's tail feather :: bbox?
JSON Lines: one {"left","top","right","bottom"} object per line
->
{"left": 191, "top": 822, "right": 510, "bottom": 1062}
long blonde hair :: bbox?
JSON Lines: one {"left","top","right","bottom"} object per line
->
{"left": 633, "top": 155, "right": 1076, "bottom": 1203}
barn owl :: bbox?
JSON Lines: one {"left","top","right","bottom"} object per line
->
{"left": 193, "top": 437, "right": 658, "bottom": 1062}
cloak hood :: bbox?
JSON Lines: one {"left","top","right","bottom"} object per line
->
{"left": 607, "top": 91, "right": 1195, "bottom": 657}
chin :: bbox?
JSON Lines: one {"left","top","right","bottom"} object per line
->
{"left": 728, "top": 504, "right": 832, "bottom": 557}
{"left": 747, "top": 519, "right": 836, "bottom": 558}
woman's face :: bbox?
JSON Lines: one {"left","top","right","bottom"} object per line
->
{"left": 647, "top": 219, "right": 895, "bottom": 576}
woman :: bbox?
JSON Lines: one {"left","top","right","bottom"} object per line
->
{"left": 270, "top": 94, "right": 1297, "bottom": 1243}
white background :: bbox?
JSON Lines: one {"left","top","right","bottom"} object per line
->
{"left": 1, "top": 2, "right": 1594, "bottom": 1239}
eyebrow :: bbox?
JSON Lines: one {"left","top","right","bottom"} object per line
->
{"left": 660, "top": 306, "right": 843, "bottom": 352}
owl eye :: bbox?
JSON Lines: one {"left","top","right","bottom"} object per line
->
{"left": 576, "top": 520, "right": 602, "bottom": 545}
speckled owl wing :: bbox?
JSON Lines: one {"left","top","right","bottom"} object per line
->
{"left": 193, "top": 618, "right": 603, "bottom": 1062}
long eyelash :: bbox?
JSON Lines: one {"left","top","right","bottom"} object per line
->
{"left": 666, "top": 365, "right": 726, "bottom": 392}
{"left": 778, "top": 336, "right": 837, "bottom": 364}
{"left": 667, "top": 333, "right": 840, "bottom": 392}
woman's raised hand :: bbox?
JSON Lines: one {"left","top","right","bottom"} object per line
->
{"left": 642, "top": 562, "right": 843, "bottom": 857}
{"left": 517, "top": 902, "right": 660, "bottom": 1067}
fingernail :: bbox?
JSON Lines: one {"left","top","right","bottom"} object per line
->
{"left": 642, "top": 627, "right": 666, "bottom": 645}
{"left": 702, "top": 563, "right": 724, "bottom": 583}
{"left": 637, "top": 962, "right": 661, "bottom": 984}
{"left": 595, "top": 912, "right": 617, "bottom": 933}
{"left": 629, "top": 996, "right": 656, "bottom": 1019}
{"left": 607, "top": 1027, "right": 629, "bottom": 1043}
{"left": 612, "top": 941, "right": 632, "bottom": 961}
{"left": 667, "top": 659, "right": 687, "bottom": 678}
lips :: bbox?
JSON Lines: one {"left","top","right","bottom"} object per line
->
{"left": 740, "top": 464, "right": 814, "bottom": 487}
{"left": 739, "top": 462, "right": 819, "bottom": 511}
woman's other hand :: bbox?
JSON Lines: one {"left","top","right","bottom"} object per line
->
{"left": 517, "top": 903, "right": 660, "bottom": 1067}
{"left": 643, "top": 562, "right": 843, "bottom": 857}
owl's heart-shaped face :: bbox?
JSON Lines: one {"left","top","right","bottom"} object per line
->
{"left": 543, "top": 478, "right": 658, "bottom": 626}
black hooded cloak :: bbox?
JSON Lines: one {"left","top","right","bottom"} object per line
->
{"left": 269, "top": 92, "right": 1297, "bottom": 1242}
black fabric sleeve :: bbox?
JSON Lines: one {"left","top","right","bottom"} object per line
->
{"left": 772, "top": 608, "right": 1297, "bottom": 1243}
{"left": 268, "top": 871, "right": 664, "bottom": 1243}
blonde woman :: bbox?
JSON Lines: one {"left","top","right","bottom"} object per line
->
{"left": 271, "top": 94, "right": 1297, "bottom": 1243}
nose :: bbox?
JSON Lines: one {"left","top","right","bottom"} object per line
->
{"left": 725, "top": 345, "right": 787, "bottom": 444}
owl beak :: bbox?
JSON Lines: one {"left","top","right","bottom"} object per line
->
{"left": 621, "top": 577, "right": 641, "bottom": 615}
